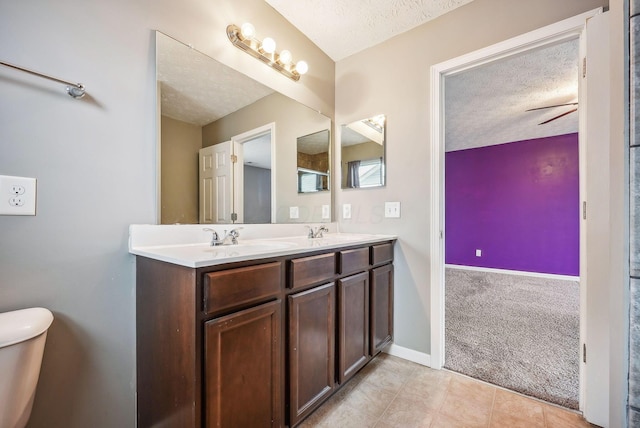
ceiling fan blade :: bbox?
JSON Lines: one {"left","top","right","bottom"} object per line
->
{"left": 538, "top": 108, "right": 578, "bottom": 125}
{"left": 526, "top": 102, "right": 578, "bottom": 112}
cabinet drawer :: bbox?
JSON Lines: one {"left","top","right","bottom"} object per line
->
{"left": 203, "top": 262, "right": 282, "bottom": 314}
{"left": 290, "top": 253, "right": 335, "bottom": 289}
{"left": 338, "top": 247, "right": 369, "bottom": 276}
{"left": 371, "top": 243, "right": 394, "bottom": 266}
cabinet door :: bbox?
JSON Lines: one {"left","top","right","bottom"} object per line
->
{"left": 371, "top": 264, "right": 394, "bottom": 355}
{"left": 338, "top": 272, "right": 370, "bottom": 384}
{"left": 288, "top": 283, "right": 335, "bottom": 426}
{"left": 204, "top": 299, "right": 282, "bottom": 428}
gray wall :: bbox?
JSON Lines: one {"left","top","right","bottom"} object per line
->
{"left": 0, "top": 0, "right": 334, "bottom": 427}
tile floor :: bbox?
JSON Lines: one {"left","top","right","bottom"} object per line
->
{"left": 299, "top": 353, "right": 593, "bottom": 428}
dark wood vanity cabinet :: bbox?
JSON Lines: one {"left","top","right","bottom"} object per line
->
{"left": 204, "top": 299, "right": 282, "bottom": 428}
{"left": 370, "top": 263, "right": 394, "bottom": 355}
{"left": 135, "top": 239, "right": 394, "bottom": 428}
{"left": 288, "top": 283, "right": 335, "bottom": 426}
{"left": 338, "top": 271, "right": 370, "bottom": 384}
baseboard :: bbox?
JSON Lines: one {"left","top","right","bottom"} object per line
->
{"left": 383, "top": 343, "right": 432, "bottom": 367}
{"left": 445, "top": 264, "right": 579, "bottom": 281}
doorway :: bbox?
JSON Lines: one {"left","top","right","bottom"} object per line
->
{"left": 429, "top": 8, "right": 610, "bottom": 426}
{"left": 199, "top": 122, "right": 276, "bottom": 224}
{"left": 442, "top": 39, "right": 581, "bottom": 409}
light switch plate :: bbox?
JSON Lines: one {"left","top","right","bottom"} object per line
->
{"left": 322, "top": 204, "right": 330, "bottom": 219}
{"left": 0, "top": 175, "right": 36, "bottom": 215}
{"left": 476, "top": 249, "right": 482, "bottom": 257}
{"left": 343, "top": 204, "right": 351, "bottom": 219}
{"left": 384, "top": 202, "right": 401, "bottom": 218}
{"left": 289, "top": 206, "right": 299, "bottom": 219}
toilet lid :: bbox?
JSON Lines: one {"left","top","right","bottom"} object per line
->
{"left": 0, "top": 307, "right": 54, "bottom": 347}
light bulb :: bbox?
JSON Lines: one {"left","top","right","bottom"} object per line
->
{"left": 295, "top": 60, "right": 308, "bottom": 75}
{"left": 240, "top": 23, "right": 255, "bottom": 39}
{"left": 279, "top": 50, "right": 292, "bottom": 65}
{"left": 261, "top": 37, "right": 276, "bottom": 54}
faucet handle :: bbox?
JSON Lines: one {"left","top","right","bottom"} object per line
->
{"left": 203, "top": 228, "right": 219, "bottom": 246}
{"left": 305, "top": 225, "right": 318, "bottom": 238}
{"left": 318, "top": 226, "right": 329, "bottom": 238}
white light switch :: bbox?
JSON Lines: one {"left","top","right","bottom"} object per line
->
{"left": 384, "top": 202, "right": 401, "bottom": 218}
{"left": 322, "top": 204, "right": 330, "bottom": 219}
{"left": 0, "top": 175, "right": 36, "bottom": 215}
{"left": 342, "top": 204, "right": 351, "bottom": 219}
{"left": 289, "top": 206, "right": 299, "bottom": 219}
{"left": 476, "top": 249, "right": 482, "bottom": 257}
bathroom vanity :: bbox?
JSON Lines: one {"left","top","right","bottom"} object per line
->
{"left": 131, "top": 228, "right": 395, "bottom": 428}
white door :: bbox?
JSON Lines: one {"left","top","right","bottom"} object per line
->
{"left": 580, "top": 11, "right": 610, "bottom": 427}
{"left": 199, "top": 142, "right": 233, "bottom": 223}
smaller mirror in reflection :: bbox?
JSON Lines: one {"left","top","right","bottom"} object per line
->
{"left": 341, "top": 114, "right": 386, "bottom": 189}
{"left": 297, "top": 129, "right": 330, "bottom": 193}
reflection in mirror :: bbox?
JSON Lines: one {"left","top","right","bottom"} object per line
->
{"left": 297, "top": 130, "right": 330, "bottom": 193}
{"left": 156, "top": 31, "right": 332, "bottom": 224}
{"left": 341, "top": 115, "right": 386, "bottom": 189}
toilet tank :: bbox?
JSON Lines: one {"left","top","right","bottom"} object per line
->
{"left": 0, "top": 308, "right": 54, "bottom": 428}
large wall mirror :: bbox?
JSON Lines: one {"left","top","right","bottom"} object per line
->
{"left": 341, "top": 115, "right": 386, "bottom": 189}
{"left": 156, "top": 31, "right": 332, "bottom": 224}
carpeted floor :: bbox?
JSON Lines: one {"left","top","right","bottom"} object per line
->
{"left": 444, "top": 267, "right": 580, "bottom": 409}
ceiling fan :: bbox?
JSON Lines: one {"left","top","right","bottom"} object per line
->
{"left": 526, "top": 102, "right": 578, "bottom": 125}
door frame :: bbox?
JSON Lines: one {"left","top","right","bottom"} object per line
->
{"left": 429, "top": 7, "right": 602, "bottom": 414}
{"left": 231, "top": 122, "right": 276, "bottom": 223}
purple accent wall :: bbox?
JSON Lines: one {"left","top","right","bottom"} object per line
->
{"left": 445, "top": 133, "right": 579, "bottom": 276}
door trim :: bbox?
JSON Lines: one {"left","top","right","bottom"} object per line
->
{"left": 429, "top": 6, "right": 602, "bottom": 412}
{"left": 231, "top": 122, "right": 276, "bottom": 223}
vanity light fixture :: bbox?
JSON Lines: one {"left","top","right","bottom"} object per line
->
{"left": 227, "top": 23, "right": 308, "bottom": 82}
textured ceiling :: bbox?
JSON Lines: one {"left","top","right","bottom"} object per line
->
{"left": 445, "top": 39, "right": 579, "bottom": 152}
{"left": 265, "top": 0, "right": 475, "bottom": 61}
{"left": 157, "top": 33, "right": 274, "bottom": 126}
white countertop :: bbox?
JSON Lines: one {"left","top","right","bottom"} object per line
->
{"left": 129, "top": 224, "right": 396, "bottom": 268}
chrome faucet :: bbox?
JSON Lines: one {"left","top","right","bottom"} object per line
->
{"left": 203, "top": 227, "right": 243, "bottom": 246}
{"left": 306, "top": 225, "right": 329, "bottom": 239}
{"left": 220, "top": 227, "right": 242, "bottom": 245}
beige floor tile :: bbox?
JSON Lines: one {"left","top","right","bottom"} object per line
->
{"left": 393, "top": 383, "right": 449, "bottom": 411}
{"left": 359, "top": 367, "right": 410, "bottom": 395}
{"left": 446, "top": 373, "right": 496, "bottom": 407}
{"left": 339, "top": 380, "right": 397, "bottom": 419}
{"left": 439, "top": 391, "right": 493, "bottom": 428}
{"left": 376, "top": 401, "right": 435, "bottom": 428}
{"left": 431, "top": 412, "right": 484, "bottom": 428}
{"left": 317, "top": 402, "right": 380, "bottom": 428}
{"left": 297, "top": 354, "right": 590, "bottom": 428}
{"left": 407, "top": 367, "right": 453, "bottom": 389}
{"left": 544, "top": 404, "right": 592, "bottom": 428}
{"left": 490, "top": 388, "right": 545, "bottom": 427}
{"left": 490, "top": 410, "right": 543, "bottom": 428}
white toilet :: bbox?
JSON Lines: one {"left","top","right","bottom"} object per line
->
{"left": 0, "top": 307, "right": 53, "bottom": 428}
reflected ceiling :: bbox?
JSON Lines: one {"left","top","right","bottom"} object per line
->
{"left": 157, "top": 34, "right": 274, "bottom": 126}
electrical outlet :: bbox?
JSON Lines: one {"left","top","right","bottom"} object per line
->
{"left": 0, "top": 175, "right": 36, "bottom": 215}
{"left": 384, "top": 202, "right": 401, "bottom": 218}
{"left": 343, "top": 204, "right": 351, "bottom": 219}
{"left": 289, "top": 206, "right": 299, "bottom": 219}
{"left": 322, "top": 204, "right": 330, "bottom": 219}
{"left": 476, "top": 249, "right": 482, "bottom": 257}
